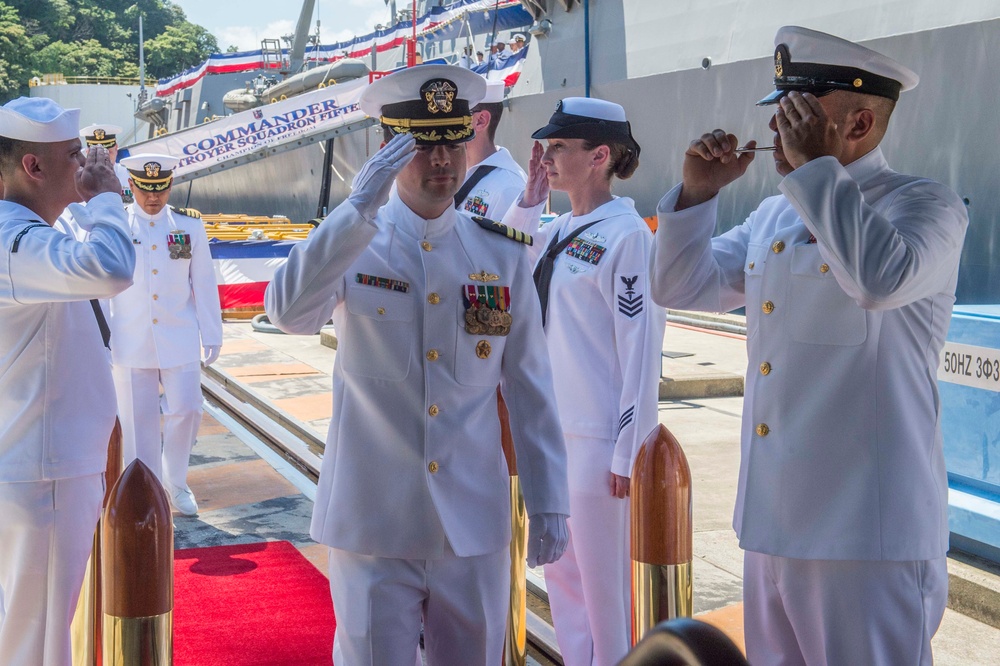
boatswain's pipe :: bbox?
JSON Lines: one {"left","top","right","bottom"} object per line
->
{"left": 630, "top": 424, "right": 693, "bottom": 644}
{"left": 71, "top": 417, "right": 123, "bottom": 666}
{"left": 102, "top": 460, "right": 174, "bottom": 666}
{"left": 498, "top": 390, "right": 527, "bottom": 666}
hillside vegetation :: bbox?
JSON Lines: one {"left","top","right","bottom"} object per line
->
{"left": 0, "top": 0, "right": 218, "bottom": 101}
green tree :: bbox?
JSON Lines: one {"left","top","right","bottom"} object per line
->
{"left": 34, "top": 38, "right": 139, "bottom": 78}
{"left": 0, "top": 2, "right": 32, "bottom": 100}
{"left": 144, "top": 22, "right": 219, "bottom": 79}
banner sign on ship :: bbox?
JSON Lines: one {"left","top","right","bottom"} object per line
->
{"left": 130, "top": 78, "right": 368, "bottom": 180}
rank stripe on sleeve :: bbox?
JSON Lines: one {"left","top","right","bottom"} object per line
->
{"left": 617, "top": 273, "right": 644, "bottom": 319}
{"left": 618, "top": 405, "right": 635, "bottom": 437}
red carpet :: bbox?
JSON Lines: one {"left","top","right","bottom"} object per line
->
{"left": 174, "top": 541, "right": 335, "bottom": 665}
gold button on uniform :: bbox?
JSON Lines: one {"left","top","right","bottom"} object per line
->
{"left": 772, "top": 241, "right": 785, "bottom": 253}
{"left": 820, "top": 263, "right": 830, "bottom": 274}
{"left": 149, "top": 221, "right": 155, "bottom": 227}
{"left": 759, "top": 362, "right": 771, "bottom": 376}
{"left": 427, "top": 293, "right": 440, "bottom": 305}
{"left": 377, "top": 307, "right": 386, "bottom": 315}
{"left": 152, "top": 269, "right": 158, "bottom": 275}
{"left": 421, "top": 241, "right": 432, "bottom": 251}
{"left": 762, "top": 300, "right": 774, "bottom": 314}
{"left": 426, "top": 349, "right": 439, "bottom": 361}
{"left": 151, "top": 244, "right": 157, "bottom": 250}
{"left": 428, "top": 404, "right": 439, "bottom": 417}
{"left": 756, "top": 423, "right": 770, "bottom": 437}
{"left": 428, "top": 461, "right": 439, "bottom": 473}
{"left": 152, "top": 318, "right": 158, "bottom": 324}
{"left": 153, "top": 294, "right": 159, "bottom": 301}
{"left": 748, "top": 261, "right": 755, "bottom": 270}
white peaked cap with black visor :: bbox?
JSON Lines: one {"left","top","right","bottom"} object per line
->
{"left": 757, "top": 25, "right": 919, "bottom": 106}
{"left": 360, "top": 64, "right": 487, "bottom": 145}
{"left": 120, "top": 153, "right": 179, "bottom": 192}
{"left": 0, "top": 97, "right": 80, "bottom": 143}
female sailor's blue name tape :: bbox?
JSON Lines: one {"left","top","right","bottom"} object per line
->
{"left": 355, "top": 273, "right": 409, "bottom": 293}
{"left": 471, "top": 216, "right": 533, "bottom": 245}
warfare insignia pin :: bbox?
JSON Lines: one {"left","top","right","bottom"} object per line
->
{"left": 167, "top": 231, "right": 192, "bottom": 259}
{"left": 423, "top": 79, "right": 457, "bottom": 114}
{"left": 469, "top": 271, "right": 500, "bottom": 283}
{"left": 476, "top": 340, "right": 492, "bottom": 359}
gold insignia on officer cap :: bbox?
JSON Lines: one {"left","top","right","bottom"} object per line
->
{"left": 423, "top": 79, "right": 456, "bottom": 114}
{"left": 360, "top": 65, "right": 486, "bottom": 145}
{"left": 120, "top": 153, "right": 179, "bottom": 192}
{"left": 79, "top": 123, "right": 123, "bottom": 148}
{"left": 757, "top": 26, "right": 919, "bottom": 106}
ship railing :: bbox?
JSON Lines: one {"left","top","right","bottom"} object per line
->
{"left": 28, "top": 74, "right": 142, "bottom": 87}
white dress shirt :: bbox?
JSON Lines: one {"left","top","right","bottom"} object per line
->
{"left": 505, "top": 196, "right": 666, "bottom": 476}
{"left": 458, "top": 147, "right": 527, "bottom": 220}
{"left": 0, "top": 193, "right": 134, "bottom": 481}
{"left": 651, "top": 147, "right": 968, "bottom": 561}
{"left": 266, "top": 194, "right": 569, "bottom": 559}
{"left": 110, "top": 205, "right": 222, "bottom": 369}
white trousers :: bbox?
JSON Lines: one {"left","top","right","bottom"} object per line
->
{"left": 0, "top": 474, "right": 104, "bottom": 666}
{"left": 544, "top": 435, "right": 631, "bottom": 666}
{"left": 114, "top": 363, "right": 202, "bottom": 488}
{"left": 327, "top": 543, "right": 509, "bottom": 666}
{"left": 743, "top": 550, "right": 948, "bottom": 666}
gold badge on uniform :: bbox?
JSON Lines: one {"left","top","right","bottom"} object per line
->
{"left": 463, "top": 285, "right": 512, "bottom": 337}
{"left": 468, "top": 271, "right": 500, "bottom": 283}
{"left": 476, "top": 340, "right": 491, "bottom": 359}
{"left": 94, "top": 128, "right": 106, "bottom": 141}
{"left": 167, "top": 231, "right": 192, "bottom": 259}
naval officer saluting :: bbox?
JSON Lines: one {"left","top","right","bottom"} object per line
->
{"left": 265, "top": 64, "right": 569, "bottom": 665}
{"left": 0, "top": 97, "right": 135, "bottom": 665}
{"left": 650, "top": 26, "right": 968, "bottom": 664}
{"left": 111, "top": 153, "right": 222, "bottom": 516}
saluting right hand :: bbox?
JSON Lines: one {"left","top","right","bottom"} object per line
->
{"left": 519, "top": 140, "right": 550, "bottom": 208}
{"left": 676, "top": 130, "right": 755, "bottom": 210}
{"left": 75, "top": 146, "right": 122, "bottom": 201}
{"left": 348, "top": 132, "right": 417, "bottom": 221}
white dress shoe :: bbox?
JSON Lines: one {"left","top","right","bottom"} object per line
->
{"left": 166, "top": 482, "right": 199, "bottom": 516}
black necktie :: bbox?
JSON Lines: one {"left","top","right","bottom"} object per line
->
{"left": 532, "top": 220, "right": 602, "bottom": 327}
{"left": 90, "top": 300, "right": 111, "bottom": 349}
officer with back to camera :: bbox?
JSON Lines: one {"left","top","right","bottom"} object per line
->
{"left": 265, "top": 64, "right": 569, "bottom": 665}
{"left": 649, "top": 26, "right": 968, "bottom": 665}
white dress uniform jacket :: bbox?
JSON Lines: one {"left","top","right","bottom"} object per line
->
{"left": 110, "top": 205, "right": 222, "bottom": 369}
{"left": 0, "top": 193, "right": 135, "bottom": 481}
{"left": 266, "top": 195, "right": 569, "bottom": 559}
{"left": 651, "top": 147, "right": 968, "bottom": 561}
{"left": 507, "top": 197, "right": 666, "bottom": 476}
{"left": 458, "top": 147, "right": 527, "bottom": 219}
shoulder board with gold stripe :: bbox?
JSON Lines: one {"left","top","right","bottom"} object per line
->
{"left": 170, "top": 206, "right": 202, "bottom": 219}
{"left": 471, "top": 216, "right": 533, "bottom": 246}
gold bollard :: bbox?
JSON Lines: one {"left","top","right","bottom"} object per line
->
{"left": 499, "top": 390, "right": 527, "bottom": 666}
{"left": 630, "top": 424, "right": 693, "bottom": 645}
{"left": 102, "top": 459, "right": 174, "bottom": 665}
{"left": 71, "top": 417, "right": 123, "bottom": 666}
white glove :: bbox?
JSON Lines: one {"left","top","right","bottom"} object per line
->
{"left": 526, "top": 513, "right": 569, "bottom": 568}
{"left": 202, "top": 345, "right": 221, "bottom": 366}
{"left": 348, "top": 132, "right": 417, "bottom": 221}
